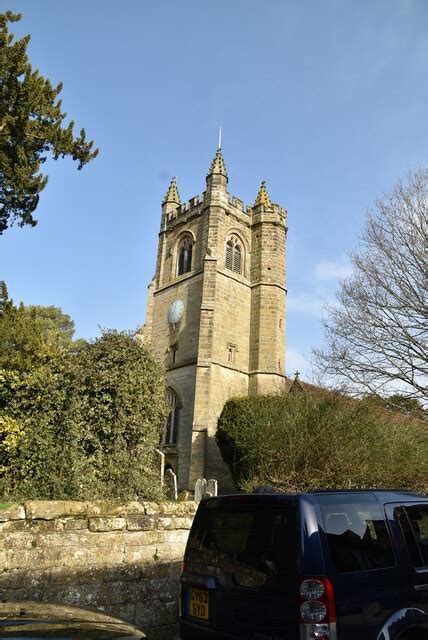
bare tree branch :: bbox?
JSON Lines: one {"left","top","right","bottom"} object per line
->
{"left": 314, "top": 167, "right": 428, "bottom": 401}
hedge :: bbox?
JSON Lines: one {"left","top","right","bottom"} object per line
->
{"left": 216, "top": 390, "right": 427, "bottom": 493}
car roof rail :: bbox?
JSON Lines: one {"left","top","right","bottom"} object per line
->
{"left": 311, "top": 488, "right": 421, "bottom": 493}
{"left": 253, "top": 486, "right": 278, "bottom": 494}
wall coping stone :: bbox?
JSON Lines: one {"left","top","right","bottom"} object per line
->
{"left": 0, "top": 500, "right": 198, "bottom": 523}
{"left": 25, "top": 501, "right": 88, "bottom": 520}
{"left": 0, "top": 505, "right": 25, "bottom": 521}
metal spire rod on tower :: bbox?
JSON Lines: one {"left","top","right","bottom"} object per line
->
{"left": 218, "top": 126, "right": 222, "bottom": 149}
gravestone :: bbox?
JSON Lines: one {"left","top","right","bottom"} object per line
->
{"left": 154, "top": 448, "right": 165, "bottom": 487}
{"left": 206, "top": 478, "right": 218, "bottom": 497}
{"left": 195, "top": 478, "right": 218, "bottom": 501}
{"left": 164, "top": 468, "right": 178, "bottom": 500}
{"left": 194, "top": 478, "right": 207, "bottom": 503}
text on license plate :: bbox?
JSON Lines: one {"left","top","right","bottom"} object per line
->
{"left": 189, "top": 588, "right": 209, "bottom": 620}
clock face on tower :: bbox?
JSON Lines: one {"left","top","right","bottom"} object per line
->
{"left": 167, "top": 299, "right": 184, "bottom": 325}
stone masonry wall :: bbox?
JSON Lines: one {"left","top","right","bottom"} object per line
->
{"left": 0, "top": 500, "right": 197, "bottom": 639}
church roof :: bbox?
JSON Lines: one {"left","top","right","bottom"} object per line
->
{"left": 163, "top": 176, "right": 181, "bottom": 205}
{"left": 207, "top": 148, "right": 228, "bottom": 179}
{"left": 289, "top": 371, "right": 305, "bottom": 394}
{"left": 254, "top": 181, "right": 271, "bottom": 207}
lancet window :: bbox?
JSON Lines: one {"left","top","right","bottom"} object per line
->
{"left": 164, "top": 387, "right": 180, "bottom": 445}
{"left": 177, "top": 235, "right": 193, "bottom": 276}
{"left": 225, "top": 235, "right": 244, "bottom": 275}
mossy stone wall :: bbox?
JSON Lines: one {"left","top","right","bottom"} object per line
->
{"left": 0, "top": 500, "right": 197, "bottom": 639}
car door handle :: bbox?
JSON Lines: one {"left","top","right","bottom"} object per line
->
{"left": 414, "top": 584, "right": 428, "bottom": 592}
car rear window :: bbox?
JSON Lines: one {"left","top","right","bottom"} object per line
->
{"left": 317, "top": 493, "right": 395, "bottom": 573}
{"left": 186, "top": 503, "right": 296, "bottom": 591}
{"left": 406, "top": 506, "right": 428, "bottom": 566}
{"left": 397, "top": 505, "right": 428, "bottom": 568}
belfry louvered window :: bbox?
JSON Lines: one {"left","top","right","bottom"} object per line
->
{"left": 234, "top": 244, "right": 241, "bottom": 274}
{"left": 225, "top": 241, "right": 233, "bottom": 270}
{"left": 225, "top": 236, "right": 243, "bottom": 275}
{"left": 177, "top": 236, "right": 193, "bottom": 276}
{"left": 164, "top": 387, "right": 180, "bottom": 445}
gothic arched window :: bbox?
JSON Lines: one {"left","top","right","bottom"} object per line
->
{"left": 225, "top": 235, "right": 244, "bottom": 275}
{"left": 164, "top": 387, "right": 181, "bottom": 445}
{"left": 177, "top": 236, "right": 193, "bottom": 276}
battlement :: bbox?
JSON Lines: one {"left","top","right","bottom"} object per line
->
{"left": 165, "top": 193, "right": 204, "bottom": 226}
{"left": 164, "top": 189, "right": 255, "bottom": 227}
{"left": 248, "top": 202, "right": 286, "bottom": 215}
{"left": 188, "top": 195, "right": 200, "bottom": 208}
{"left": 163, "top": 182, "right": 288, "bottom": 230}
{"left": 231, "top": 196, "right": 244, "bottom": 211}
{"left": 272, "top": 203, "right": 287, "bottom": 217}
{"left": 164, "top": 194, "right": 286, "bottom": 228}
{"left": 250, "top": 202, "right": 287, "bottom": 227}
{"left": 224, "top": 194, "right": 251, "bottom": 220}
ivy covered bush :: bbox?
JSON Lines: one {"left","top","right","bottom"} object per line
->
{"left": 1, "top": 323, "right": 168, "bottom": 501}
{"left": 217, "top": 391, "right": 427, "bottom": 493}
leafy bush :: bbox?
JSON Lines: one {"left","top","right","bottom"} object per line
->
{"left": 0, "top": 414, "right": 24, "bottom": 476}
{"left": 1, "top": 331, "right": 168, "bottom": 501}
{"left": 217, "top": 391, "right": 427, "bottom": 493}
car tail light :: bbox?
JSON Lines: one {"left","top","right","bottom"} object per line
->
{"left": 300, "top": 600, "right": 327, "bottom": 623}
{"left": 298, "top": 576, "right": 336, "bottom": 639}
{"left": 299, "top": 578, "right": 325, "bottom": 601}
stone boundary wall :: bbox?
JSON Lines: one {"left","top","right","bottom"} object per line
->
{"left": 0, "top": 500, "right": 198, "bottom": 639}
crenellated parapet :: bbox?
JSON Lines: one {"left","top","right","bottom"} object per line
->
{"left": 231, "top": 196, "right": 244, "bottom": 211}
{"left": 164, "top": 193, "right": 204, "bottom": 227}
{"left": 161, "top": 164, "right": 288, "bottom": 234}
{"left": 188, "top": 195, "right": 200, "bottom": 208}
{"left": 163, "top": 198, "right": 287, "bottom": 232}
{"left": 161, "top": 163, "right": 287, "bottom": 230}
{"left": 163, "top": 189, "right": 257, "bottom": 228}
{"left": 249, "top": 202, "right": 287, "bottom": 228}
{"left": 224, "top": 195, "right": 251, "bottom": 224}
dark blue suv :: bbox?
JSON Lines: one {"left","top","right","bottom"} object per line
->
{"left": 180, "top": 490, "right": 428, "bottom": 639}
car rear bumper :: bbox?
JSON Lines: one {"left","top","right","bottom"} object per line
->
{"left": 180, "top": 620, "right": 239, "bottom": 639}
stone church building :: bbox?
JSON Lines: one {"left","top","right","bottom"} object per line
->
{"left": 140, "top": 148, "right": 288, "bottom": 491}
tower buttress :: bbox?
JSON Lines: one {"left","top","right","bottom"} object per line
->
{"left": 188, "top": 149, "right": 229, "bottom": 485}
{"left": 249, "top": 181, "right": 287, "bottom": 394}
{"left": 155, "top": 177, "right": 181, "bottom": 288}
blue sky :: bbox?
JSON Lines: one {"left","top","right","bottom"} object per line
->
{"left": 1, "top": 0, "right": 427, "bottom": 380}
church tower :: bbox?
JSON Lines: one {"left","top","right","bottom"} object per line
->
{"left": 141, "top": 148, "right": 287, "bottom": 491}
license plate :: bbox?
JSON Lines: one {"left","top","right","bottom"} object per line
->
{"left": 188, "top": 588, "right": 209, "bottom": 620}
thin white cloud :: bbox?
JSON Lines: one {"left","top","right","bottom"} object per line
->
{"left": 314, "top": 260, "right": 353, "bottom": 281}
{"left": 287, "top": 292, "right": 324, "bottom": 317}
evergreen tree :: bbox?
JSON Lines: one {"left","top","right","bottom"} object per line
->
{"left": 25, "top": 305, "right": 76, "bottom": 349}
{"left": 0, "top": 286, "right": 77, "bottom": 371}
{"left": 0, "top": 11, "right": 98, "bottom": 233}
{"left": 0, "top": 281, "right": 12, "bottom": 316}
